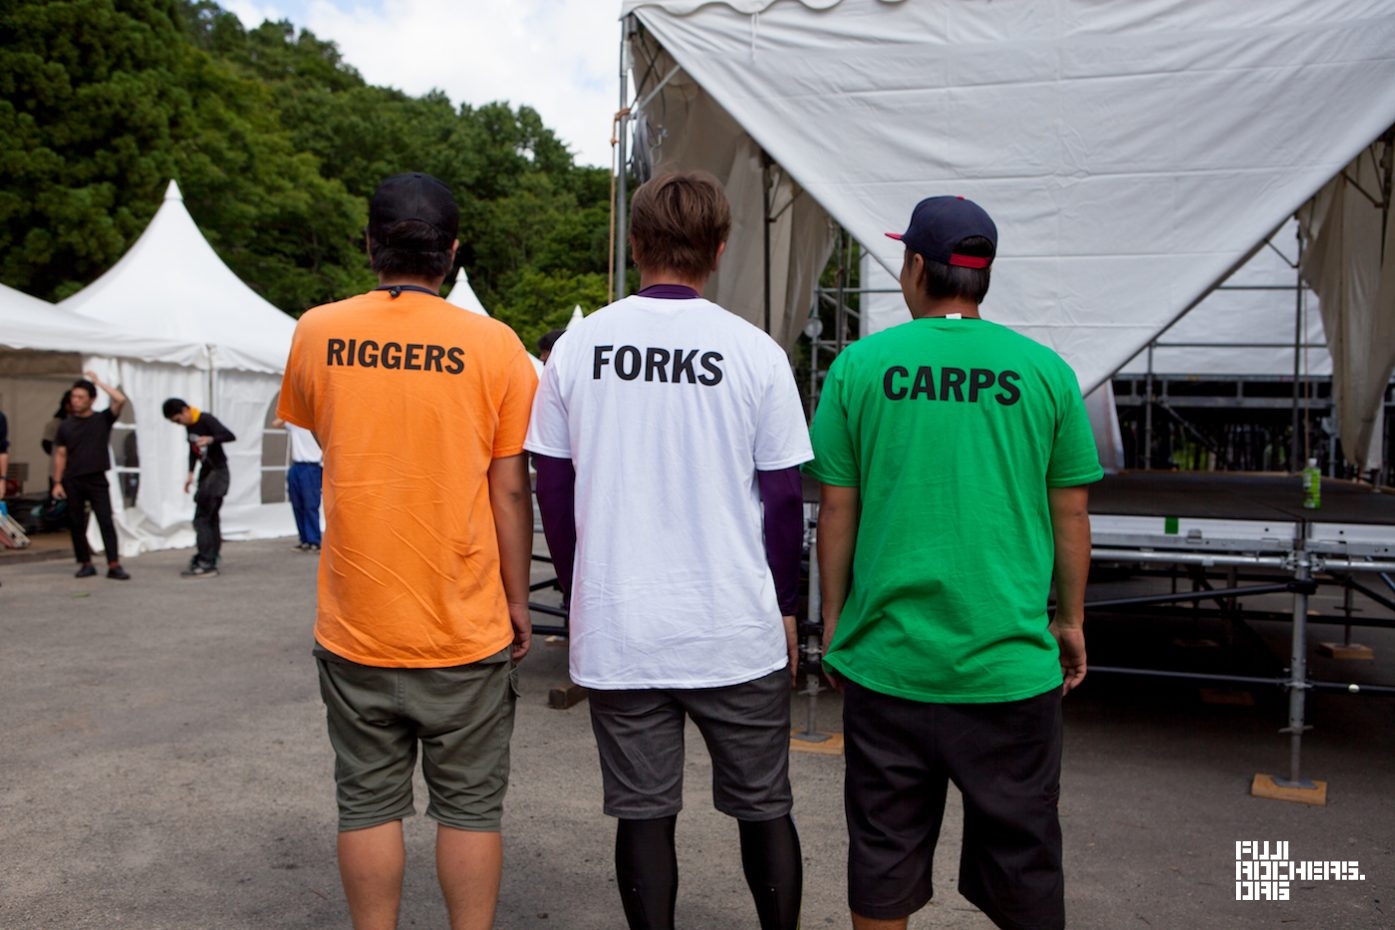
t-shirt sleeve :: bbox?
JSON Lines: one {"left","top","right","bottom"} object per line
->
{"left": 0, "top": 411, "right": 8, "bottom": 453}
{"left": 277, "top": 323, "right": 315, "bottom": 431}
{"left": 1046, "top": 366, "right": 1104, "bottom": 487}
{"left": 492, "top": 342, "right": 538, "bottom": 458}
{"left": 804, "top": 355, "right": 859, "bottom": 487}
{"left": 523, "top": 347, "right": 572, "bottom": 459}
{"left": 752, "top": 355, "right": 813, "bottom": 470}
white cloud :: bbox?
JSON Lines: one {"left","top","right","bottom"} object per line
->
{"left": 225, "top": 0, "right": 622, "bottom": 168}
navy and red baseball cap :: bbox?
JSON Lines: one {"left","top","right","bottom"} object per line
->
{"left": 887, "top": 195, "right": 997, "bottom": 269}
{"left": 369, "top": 172, "right": 459, "bottom": 252}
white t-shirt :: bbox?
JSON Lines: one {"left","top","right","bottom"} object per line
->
{"left": 524, "top": 294, "right": 813, "bottom": 689}
{"left": 285, "top": 422, "right": 323, "bottom": 465}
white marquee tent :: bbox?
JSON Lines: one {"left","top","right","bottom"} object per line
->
{"left": 1, "top": 284, "right": 199, "bottom": 516}
{"left": 620, "top": 0, "right": 1395, "bottom": 467}
{"left": 45, "top": 180, "right": 297, "bottom": 554}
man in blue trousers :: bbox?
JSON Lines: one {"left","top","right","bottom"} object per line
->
{"left": 274, "top": 417, "right": 323, "bottom": 551}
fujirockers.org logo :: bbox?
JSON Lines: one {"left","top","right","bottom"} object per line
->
{"left": 1235, "top": 841, "right": 1366, "bottom": 900}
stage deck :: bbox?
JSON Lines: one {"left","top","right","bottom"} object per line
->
{"left": 1089, "top": 472, "right": 1395, "bottom": 525}
{"left": 1090, "top": 473, "right": 1395, "bottom": 560}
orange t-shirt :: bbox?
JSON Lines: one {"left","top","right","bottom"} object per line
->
{"left": 277, "top": 290, "right": 538, "bottom": 667}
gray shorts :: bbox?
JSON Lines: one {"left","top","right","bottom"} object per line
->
{"left": 315, "top": 647, "right": 517, "bottom": 832}
{"left": 587, "top": 669, "right": 793, "bottom": 820}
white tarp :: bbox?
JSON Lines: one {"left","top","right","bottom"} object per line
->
{"left": 1300, "top": 145, "right": 1395, "bottom": 472}
{"left": 1118, "top": 221, "right": 1330, "bottom": 378}
{"left": 623, "top": 0, "right": 1395, "bottom": 463}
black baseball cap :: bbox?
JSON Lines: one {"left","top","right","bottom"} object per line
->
{"left": 368, "top": 172, "right": 459, "bottom": 252}
{"left": 886, "top": 195, "right": 997, "bottom": 269}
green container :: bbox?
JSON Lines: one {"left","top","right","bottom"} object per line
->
{"left": 1301, "top": 458, "right": 1321, "bottom": 510}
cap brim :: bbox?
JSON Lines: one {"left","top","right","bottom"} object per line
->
{"left": 885, "top": 232, "right": 904, "bottom": 241}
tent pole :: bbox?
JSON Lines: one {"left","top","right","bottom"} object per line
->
{"left": 1144, "top": 343, "right": 1155, "bottom": 467}
{"left": 762, "top": 151, "right": 773, "bottom": 335}
{"left": 206, "top": 345, "right": 216, "bottom": 413}
{"left": 1290, "top": 224, "right": 1304, "bottom": 470}
{"left": 614, "top": 16, "right": 635, "bottom": 300}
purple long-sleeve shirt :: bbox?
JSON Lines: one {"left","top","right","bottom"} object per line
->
{"left": 533, "top": 455, "right": 805, "bottom": 616}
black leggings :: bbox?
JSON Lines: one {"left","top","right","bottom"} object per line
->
{"left": 614, "top": 813, "right": 802, "bottom": 930}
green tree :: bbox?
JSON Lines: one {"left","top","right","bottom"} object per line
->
{"left": 1, "top": 0, "right": 615, "bottom": 337}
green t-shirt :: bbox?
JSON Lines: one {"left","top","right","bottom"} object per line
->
{"left": 806, "top": 316, "right": 1102, "bottom": 702}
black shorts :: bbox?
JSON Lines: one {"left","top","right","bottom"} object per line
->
{"left": 842, "top": 680, "right": 1064, "bottom": 930}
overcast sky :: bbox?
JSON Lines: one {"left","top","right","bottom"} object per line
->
{"left": 224, "top": 0, "right": 623, "bottom": 168}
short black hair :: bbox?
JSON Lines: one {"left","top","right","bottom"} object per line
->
{"left": 368, "top": 222, "right": 456, "bottom": 279}
{"left": 918, "top": 236, "right": 994, "bottom": 304}
{"left": 537, "top": 329, "right": 566, "bottom": 355}
{"left": 162, "top": 397, "right": 188, "bottom": 419}
{"left": 71, "top": 379, "right": 96, "bottom": 400}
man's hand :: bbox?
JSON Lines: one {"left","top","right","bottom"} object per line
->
{"left": 1051, "top": 619, "right": 1087, "bottom": 695}
{"left": 508, "top": 602, "right": 533, "bottom": 662}
{"left": 820, "top": 616, "right": 843, "bottom": 691}
{"left": 783, "top": 615, "right": 798, "bottom": 686}
{"left": 52, "top": 481, "right": 66, "bottom": 501}
{"left": 183, "top": 473, "right": 194, "bottom": 494}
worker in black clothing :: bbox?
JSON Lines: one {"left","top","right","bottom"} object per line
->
{"left": 163, "top": 398, "right": 235, "bottom": 577}
{"left": 53, "top": 373, "right": 132, "bottom": 580}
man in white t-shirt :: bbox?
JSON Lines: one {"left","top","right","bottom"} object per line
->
{"left": 525, "top": 171, "right": 812, "bottom": 930}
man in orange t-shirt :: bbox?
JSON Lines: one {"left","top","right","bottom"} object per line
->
{"left": 278, "top": 172, "right": 536, "bottom": 930}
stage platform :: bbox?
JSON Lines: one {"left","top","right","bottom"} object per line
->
{"left": 1090, "top": 472, "right": 1395, "bottom": 559}
{"left": 1084, "top": 471, "right": 1395, "bottom": 798}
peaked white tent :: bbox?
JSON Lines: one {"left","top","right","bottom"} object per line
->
{"left": 52, "top": 181, "right": 296, "bottom": 553}
{"left": 445, "top": 268, "right": 489, "bottom": 316}
{"left": 620, "top": 0, "right": 1395, "bottom": 465}
{"left": 566, "top": 304, "right": 585, "bottom": 330}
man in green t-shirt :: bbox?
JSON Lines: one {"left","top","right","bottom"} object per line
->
{"left": 807, "top": 195, "right": 1101, "bottom": 930}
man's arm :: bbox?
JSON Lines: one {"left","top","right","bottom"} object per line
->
{"left": 202, "top": 414, "right": 236, "bottom": 444}
{"left": 52, "top": 446, "right": 68, "bottom": 499}
{"left": 758, "top": 466, "right": 805, "bottom": 684}
{"left": 816, "top": 483, "right": 860, "bottom": 688}
{"left": 488, "top": 453, "right": 534, "bottom": 662}
{"left": 1048, "top": 484, "right": 1092, "bottom": 695}
{"left": 533, "top": 454, "right": 576, "bottom": 604}
{"left": 86, "top": 370, "right": 127, "bottom": 419}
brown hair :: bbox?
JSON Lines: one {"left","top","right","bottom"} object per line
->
{"left": 629, "top": 171, "right": 731, "bottom": 279}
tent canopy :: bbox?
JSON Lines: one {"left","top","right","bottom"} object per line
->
{"left": 622, "top": 0, "right": 1395, "bottom": 395}
{"left": 0, "top": 282, "right": 198, "bottom": 367}
{"left": 59, "top": 181, "right": 294, "bottom": 374}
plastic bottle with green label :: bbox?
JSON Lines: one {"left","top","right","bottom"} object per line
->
{"left": 1301, "top": 458, "right": 1321, "bottom": 510}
